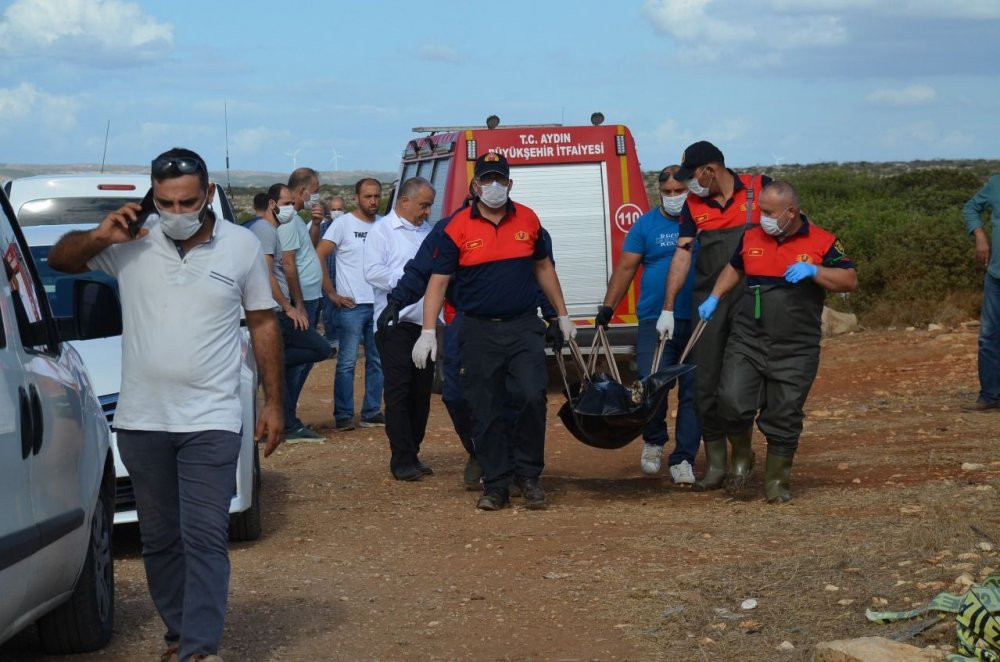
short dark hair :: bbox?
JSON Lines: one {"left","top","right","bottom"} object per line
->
{"left": 151, "top": 147, "right": 209, "bottom": 191}
{"left": 657, "top": 165, "right": 681, "bottom": 184}
{"left": 288, "top": 167, "right": 318, "bottom": 191}
{"left": 354, "top": 178, "right": 382, "bottom": 195}
{"left": 252, "top": 192, "right": 270, "bottom": 212}
{"left": 762, "top": 180, "right": 800, "bottom": 207}
{"left": 267, "top": 183, "right": 287, "bottom": 204}
{"left": 398, "top": 176, "right": 433, "bottom": 199}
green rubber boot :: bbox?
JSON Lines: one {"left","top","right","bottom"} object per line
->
{"left": 724, "top": 430, "right": 755, "bottom": 494}
{"left": 693, "top": 438, "right": 728, "bottom": 491}
{"left": 764, "top": 452, "right": 794, "bottom": 504}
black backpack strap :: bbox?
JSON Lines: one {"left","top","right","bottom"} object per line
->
{"left": 744, "top": 174, "right": 758, "bottom": 229}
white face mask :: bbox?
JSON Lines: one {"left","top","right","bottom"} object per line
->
{"left": 479, "top": 181, "right": 509, "bottom": 208}
{"left": 304, "top": 192, "right": 320, "bottom": 208}
{"left": 157, "top": 198, "right": 208, "bottom": 240}
{"left": 276, "top": 205, "right": 297, "bottom": 224}
{"left": 661, "top": 192, "right": 687, "bottom": 216}
{"left": 686, "top": 177, "right": 710, "bottom": 198}
{"left": 329, "top": 209, "right": 345, "bottom": 219}
{"left": 760, "top": 208, "right": 792, "bottom": 236}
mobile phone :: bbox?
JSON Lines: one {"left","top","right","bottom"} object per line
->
{"left": 130, "top": 188, "right": 155, "bottom": 238}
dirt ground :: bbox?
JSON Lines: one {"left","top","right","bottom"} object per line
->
{"left": 6, "top": 326, "right": 1000, "bottom": 661}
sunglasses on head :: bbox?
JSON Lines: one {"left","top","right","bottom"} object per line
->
{"left": 151, "top": 156, "right": 207, "bottom": 178}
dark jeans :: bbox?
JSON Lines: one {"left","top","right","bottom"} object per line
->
{"left": 376, "top": 322, "right": 435, "bottom": 471}
{"left": 279, "top": 303, "right": 333, "bottom": 430}
{"left": 117, "top": 429, "right": 241, "bottom": 662}
{"left": 442, "top": 312, "right": 475, "bottom": 457}
{"left": 635, "top": 318, "right": 701, "bottom": 466}
{"left": 459, "top": 314, "right": 547, "bottom": 493}
{"left": 322, "top": 295, "right": 339, "bottom": 343}
{"left": 979, "top": 273, "right": 1000, "bottom": 405}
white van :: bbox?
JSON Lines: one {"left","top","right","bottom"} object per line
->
{"left": 0, "top": 180, "right": 117, "bottom": 652}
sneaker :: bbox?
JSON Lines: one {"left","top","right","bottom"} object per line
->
{"left": 335, "top": 418, "right": 355, "bottom": 431}
{"left": 669, "top": 460, "right": 696, "bottom": 485}
{"left": 284, "top": 425, "right": 324, "bottom": 443}
{"left": 514, "top": 477, "right": 547, "bottom": 510}
{"left": 463, "top": 456, "right": 484, "bottom": 490}
{"left": 359, "top": 413, "right": 386, "bottom": 428}
{"left": 640, "top": 443, "right": 663, "bottom": 475}
{"left": 476, "top": 490, "right": 510, "bottom": 511}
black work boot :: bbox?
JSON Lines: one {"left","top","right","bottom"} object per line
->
{"left": 693, "top": 439, "right": 728, "bottom": 491}
{"left": 764, "top": 452, "right": 794, "bottom": 504}
{"left": 463, "top": 456, "right": 484, "bottom": 490}
{"left": 724, "top": 430, "right": 755, "bottom": 494}
{"left": 514, "top": 477, "right": 547, "bottom": 510}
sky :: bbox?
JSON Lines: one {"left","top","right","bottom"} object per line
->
{"left": 0, "top": 0, "right": 998, "bottom": 176}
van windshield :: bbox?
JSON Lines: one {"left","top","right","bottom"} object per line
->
{"left": 28, "top": 245, "right": 117, "bottom": 318}
{"left": 17, "top": 197, "right": 137, "bottom": 227}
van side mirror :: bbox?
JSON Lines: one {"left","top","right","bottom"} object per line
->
{"left": 58, "top": 279, "right": 122, "bottom": 341}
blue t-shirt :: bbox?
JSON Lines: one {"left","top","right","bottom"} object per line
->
{"left": 622, "top": 207, "right": 697, "bottom": 321}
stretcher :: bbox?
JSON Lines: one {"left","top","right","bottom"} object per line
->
{"left": 554, "top": 321, "right": 706, "bottom": 449}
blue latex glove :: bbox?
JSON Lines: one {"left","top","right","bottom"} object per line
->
{"left": 698, "top": 295, "right": 719, "bottom": 321}
{"left": 784, "top": 262, "right": 818, "bottom": 283}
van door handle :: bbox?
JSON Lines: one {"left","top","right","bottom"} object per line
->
{"left": 29, "top": 385, "right": 43, "bottom": 456}
{"left": 19, "top": 387, "right": 32, "bottom": 460}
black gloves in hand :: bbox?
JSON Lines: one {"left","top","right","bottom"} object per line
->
{"left": 545, "top": 317, "right": 564, "bottom": 351}
{"left": 376, "top": 298, "right": 401, "bottom": 337}
{"left": 595, "top": 305, "right": 614, "bottom": 329}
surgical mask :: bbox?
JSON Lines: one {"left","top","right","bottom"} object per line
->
{"left": 276, "top": 205, "right": 297, "bottom": 224}
{"left": 661, "top": 192, "right": 687, "bottom": 216}
{"left": 479, "top": 181, "right": 509, "bottom": 208}
{"left": 329, "top": 209, "right": 345, "bottom": 219}
{"left": 760, "top": 208, "right": 792, "bottom": 236}
{"left": 304, "top": 192, "right": 320, "bottom": 208}
{"left": 157, "top": 198, "right": 208, "bottom": 240}
{"left": 687, "top": 176, "right": 711, "bottom": 198}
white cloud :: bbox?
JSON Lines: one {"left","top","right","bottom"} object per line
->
{"left": 416, "top": 43, "right": 464, "bottom": 64}
{"left": 865, "top": 84, "right": 937, "bottom": 107}
{"left": 879, "top": 121, "right": 974, "bottom": 152}
{"left": 766, "top": 0, "right": 1000, "bottom": 18}
{"left": 0, "top": 82, "right": 79, "bottom": 132}
{"left": 0, "top": 0, "right": 173, "bottom": 63}
{"left": 231, "top": 126, "right": 293, "bottom": 156}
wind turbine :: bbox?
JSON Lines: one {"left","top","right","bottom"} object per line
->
{"left": 772, "top": 153, "right": 787, "bottom": 166}
{"left": 329, "top": 146, "right": 344, "bottom": 171}
{"left": 285, "top": 148, "right": 301, "bottom": 170}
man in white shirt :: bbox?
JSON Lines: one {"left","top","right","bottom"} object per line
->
{"left": 47, "top": 148, "right": 283, "bottom": 662}
{"left": 281, "top": 168, "right": 330, "bottom": 439}
{"left": 364, "top": 177, "right": 437, "bottom": 480}
{"left": 316, "top": 178, "right": 385, "bottom": 430}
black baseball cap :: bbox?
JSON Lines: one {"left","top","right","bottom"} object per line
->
{"left": 474, "top": 151, "right": 510, "bottom": 179}
{"left": 674, "top": 141, "right": 725, "bottom": 181}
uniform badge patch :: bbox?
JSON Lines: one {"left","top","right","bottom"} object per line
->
{"left": 464, "top": 239, "right": 484, "bottom": 251}
{"left": 797, "top": 254, "right": 814, "bottom": 264}
{"left": 834, "top": 239, "right": 846, "bottom": 255}
{"left": 748, "top": 248, "right": 764, "bottom": 257}
{"left": 695, "top": 213, "right": 709, "bottom": 223}
{"left": 514, "top": 230, "right": 530, "bottom": 241}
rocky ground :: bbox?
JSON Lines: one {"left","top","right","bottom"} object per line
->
{"left": 5, "top": 326, "right": 999, "bottom": 661}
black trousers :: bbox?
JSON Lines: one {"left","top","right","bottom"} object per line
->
{"left": 375, "top": 322, "right": 435, "bottom": 472}
{"left": 458, "top": 314, "right": 547, "bottom": 493}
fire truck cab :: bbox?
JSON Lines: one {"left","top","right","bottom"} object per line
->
{"left": 391, "top": 117, "right": 649, "bottom": 353}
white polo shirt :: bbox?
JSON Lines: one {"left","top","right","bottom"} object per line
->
{"left": 88, "top": 215, "right": 275, "bottom": 433}
{"left": 363, "top": 209, "right": 438, "bottom": 325}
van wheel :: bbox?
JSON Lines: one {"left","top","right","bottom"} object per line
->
{"left": 38, "top": 463, "right": 115, "bottom": 653}
{"left": 228, "top": 444, "right": 261, "bottom": 542}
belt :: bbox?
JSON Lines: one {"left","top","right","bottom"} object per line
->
{"left": 464, "top": 311, "right": 536, "bottom": 323}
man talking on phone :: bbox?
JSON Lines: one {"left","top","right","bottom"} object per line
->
{"left": 48, "top": 147, "right": 284, "bottom": 662}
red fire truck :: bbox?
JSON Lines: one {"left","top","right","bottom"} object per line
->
{"left": 391, "top": 116, "right": 650, "bottom": 353}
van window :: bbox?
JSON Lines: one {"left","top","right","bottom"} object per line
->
{"left": 16, "top": 197, "right": 136, "bottom": 227}
{"left": 428, "top": 158, "right": 453, "bottom": 225}
{"left": 0, "top": 206, "right": 52, "bottom": 351}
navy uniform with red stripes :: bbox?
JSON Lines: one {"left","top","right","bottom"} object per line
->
{"left": 418, "top": 152, "right": 574, "bottom": 510}
{"left": 701, "top": 181, "right": 857, "bottom": 502}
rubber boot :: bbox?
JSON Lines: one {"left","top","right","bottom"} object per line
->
{"left": 724, "top": 429, "right": 755, "bottom": 494}
{"left": 693, "top": 439, "right": 728, "bottom": 491}
{"left": 764, "top": 452, "right": 794, "bottom": 504}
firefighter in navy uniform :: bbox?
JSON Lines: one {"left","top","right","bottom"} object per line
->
{"left": 697, "top": 181, "right": 857, "bottom": 502}
{"left": 413, "top": 152, "right": 575, "bottom": 511}
{"left": 659, "top": 141, "right": 771, "bottom": 491}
